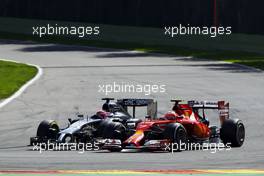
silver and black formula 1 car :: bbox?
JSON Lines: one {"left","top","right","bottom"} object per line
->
{"left": 30, "top": 98, "right": 157, "bottom": 147}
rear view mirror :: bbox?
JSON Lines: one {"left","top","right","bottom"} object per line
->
{"left": 77, "top": 114, "right": 84, "bottom": 118}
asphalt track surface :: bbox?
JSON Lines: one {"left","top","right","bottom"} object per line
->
{"left": 0, "top": 40, "right": 263, "bottom": 170}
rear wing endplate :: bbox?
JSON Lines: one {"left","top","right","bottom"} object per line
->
{"left": 188, "top": 100, "right": 229, "bottom": 121}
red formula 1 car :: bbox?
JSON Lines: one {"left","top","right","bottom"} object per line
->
{"left": 101, "top": 100, "right": 245, "bottom": 152}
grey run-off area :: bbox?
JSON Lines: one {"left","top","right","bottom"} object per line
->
{"left": 0, "top": 40, "right": 263, "bottom": 170}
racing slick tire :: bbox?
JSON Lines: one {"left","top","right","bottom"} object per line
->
{"left": 36, "top": 120, "right": 59, "bottom": 139}
{"left": 107, "top": 148, "right": 123, "bottom": 152}
{"left": 102, "top": 122, "right": 126, "bottom": 152}
{"left": 220, "top": 118, "right": 245, "bottom": 147}
{"left": 163, "top": 123, "right": 188, "bottom": 152}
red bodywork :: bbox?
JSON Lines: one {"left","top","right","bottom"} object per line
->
{"left": 123, "top": 101, "right": 228, "bottom": 148}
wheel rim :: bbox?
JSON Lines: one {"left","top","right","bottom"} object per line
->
{"left": 176, "top": 128, "right": 187, "bottom": 144}
{"left": 237, "top": 123, "right": 245, "bottom": 145}
{"left": 51, "top": 124, "right": 59, "bottom": 133}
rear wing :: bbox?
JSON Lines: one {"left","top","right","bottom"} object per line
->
{"left": 118, "top": 99, "right": 154, "bottom": 107}
{"left": 117, "top": 99, "right": 157, "bottom": 118}
{"left": 188, "top": 100, "right": 229, "bottom": 123}
{"left": 188, "top": 100, "right": 227, "bottom": 109}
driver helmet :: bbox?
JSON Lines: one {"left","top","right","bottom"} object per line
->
{"left": 96, "top": 110, "right": 108, "bottom": 119}
{"left": 102, "top": 102, "right": 119, "bottom": 112}
{"left": 163, "top": 111, "right": 178, "bottom": 120}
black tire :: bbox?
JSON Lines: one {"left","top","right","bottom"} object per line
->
{"left": 220, "top": 118, "right": 245, "bottom": 147}
{"left": 102, "top": 122, "right": 126, "bottom": 141}
{"left": 108, "top": 148, "right": 123, "bottom": 152}
{"left": 163, "top": 123, "right": 188, "bottom": 152}
{"left": 36, "top": 120, "right": 59, "bottom": 139}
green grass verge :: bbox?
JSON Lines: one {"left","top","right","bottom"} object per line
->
{"left": 0, "top": 32, "right": 264, "bottom": 70}
{"left": 0, "top": 60, "right": 38, "bottom": 99}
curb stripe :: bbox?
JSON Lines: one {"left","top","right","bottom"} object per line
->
{"left": 1, "top": 170, "right": 264, "bottom": 174}
{"left": 199, "top": 169, "right": 264, "bottom": 174}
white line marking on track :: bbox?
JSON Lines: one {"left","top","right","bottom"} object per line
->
{"left": 0, "top": 59, "right": 43, "bottom": 108}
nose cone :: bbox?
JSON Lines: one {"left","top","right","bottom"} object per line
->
{"left": 124, "top": 130, "right": 144, "bottom": 147}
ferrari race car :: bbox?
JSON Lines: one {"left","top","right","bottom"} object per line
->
{"left": 101, "top": 100, "right": 245, "bottom": 152}
{"left": 30, "top": 98, "right": 157, "bottom": 147}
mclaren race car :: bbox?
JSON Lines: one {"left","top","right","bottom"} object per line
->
{"left": 101, "top": 100, "right": 245, "bottom": 152}
{"left": 30, "top": 98, "right": 157, "bottom": 147}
